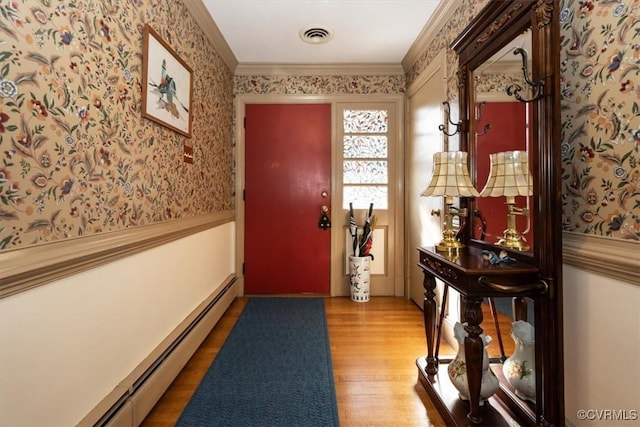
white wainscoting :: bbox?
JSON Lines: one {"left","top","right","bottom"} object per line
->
{"left": 0, "top": 222, "right": 236, "bottom": 426}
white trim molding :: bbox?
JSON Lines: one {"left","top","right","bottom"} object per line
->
{"left": 402, "top": 0, "right": 461, "bottom": 72}
{"left": 181, "top": 0, "right": 238, "bottom": 72}
{"left": 406, "top": 50, "right": 447, "bottom": 97}
{"left": 562, "top": 232, "right": 639, "bottom": 285}
{"left": 0, "top": 211, "right": 234, "bottom": 298}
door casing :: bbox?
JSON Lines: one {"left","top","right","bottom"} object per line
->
{"left": 405, "top": 51, "right": 461, "bottom": 347}
{"left": 406, "top": 50, "right": 447, "bottom": 306}
{"left": 235, "top": 94, "right": 405, "bottom": 297}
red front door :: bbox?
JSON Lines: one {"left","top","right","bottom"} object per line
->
{"left": 244, "top": 104, "right": 332, "bottom": 294}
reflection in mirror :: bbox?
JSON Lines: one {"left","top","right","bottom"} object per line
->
{"left": 475, "top": 102, "right": 491, "bottom": 136}
{"left": 483, "top": 296, "right": 535, "bottom": 360}
{"left": 472, "top": 29, "right": 535, "bottom": 252}
{"left": 479, "top": 150, "right": 533, "bottom": 251}
{"left": 479, "top": 294, "right": 539, "bottom": 412}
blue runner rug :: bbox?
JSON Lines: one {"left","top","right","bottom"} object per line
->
{"left": 177, "top": 297, "right": 339, "bottom": 427}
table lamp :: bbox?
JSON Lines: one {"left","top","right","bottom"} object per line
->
{"left": 421, "top": 151, "right": 480, "bottom": 254}
{"left": 479, "top": 150, "right": 533, "bottom": 251}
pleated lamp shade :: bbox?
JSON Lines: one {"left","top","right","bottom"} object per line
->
{"left": 421, "top": 151, "right": 480, "bottom": 198}
{"left": 480, "top": 150, "right": 533, "bottom": 198}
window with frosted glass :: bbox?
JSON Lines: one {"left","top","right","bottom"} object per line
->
{"left": 343, "top": 186, "right": 388, "bottom": 209}
{"left": 343, "top": 110, "right": 388, "bottom": 133}
{"left": 342, "top": 110, "right": 389, "bottom": 209}
{"left": 343, "top": 161, "right": 388, "bottom": 184}
{"left": 343, "top": 136, "right": 387, "bottom": 158}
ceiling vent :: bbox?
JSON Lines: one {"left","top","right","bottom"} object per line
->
{"left": 299, "top": 27, "right": 333, "bottom": 44}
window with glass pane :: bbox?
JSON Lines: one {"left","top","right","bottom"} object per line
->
{"left": 342, "top": 110, "right": 389, "bottom": 209}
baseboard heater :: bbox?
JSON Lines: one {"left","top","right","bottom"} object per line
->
{"left": 78, "top": 276, "right": 238, "bottom": 427}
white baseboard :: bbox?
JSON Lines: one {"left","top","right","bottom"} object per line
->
{"left": 79, "top": 276, "right": 238, "bottom": 426}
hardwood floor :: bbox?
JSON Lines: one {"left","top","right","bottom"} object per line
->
{"left": 142, "top": 296, "right": 515, "bottom": 426}
{"left": 324, "top": 296, "right": 448, "bottom": 426}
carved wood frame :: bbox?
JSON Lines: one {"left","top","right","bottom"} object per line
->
{"left": 451, "top": 1, "right": 564, "bottom": 424}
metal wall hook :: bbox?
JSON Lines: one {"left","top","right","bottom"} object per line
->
{"left": 506, "top": 48, "right": 545, "bottom": 103}
{"left": 475, "top": 101, "right": 491, "bottom": 136}
{"left": 438, "top": 101, "right": 461, "bottom": 136}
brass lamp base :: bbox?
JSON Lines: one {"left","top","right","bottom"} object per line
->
{"left": 435, "top": 229, "right": 465, "bottom": 255}
{"left": 497, "top": 228, "right": 530, "bottom": 252}
{"left": 497, "top": 203, "right": 530, "bottom": 252}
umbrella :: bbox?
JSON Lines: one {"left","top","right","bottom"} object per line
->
{"left": 358, "top": 203, "right": 374, "bottom": 258}
{"left": 349, "top": 203, "right": 358, "bottom": 256}
{"left": 363, "top": 215, "right": 376, "bottom": 258}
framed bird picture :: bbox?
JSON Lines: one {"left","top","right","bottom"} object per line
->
{"left": 142, "top": 24, "right": 193, "bottom": 137}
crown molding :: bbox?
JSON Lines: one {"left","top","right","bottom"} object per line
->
{"left": 402, "top": 0, "right": 462, "bottom": 72}
{"left": 181, "top": 0, "right": 238, "bottom": 72}
{"left": 234, "top": 63, "right": 405, "bottom": 76}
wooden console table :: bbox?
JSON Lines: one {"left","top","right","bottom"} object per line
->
{"left": 416, "top": 246, "right": 546, "bottom": 425}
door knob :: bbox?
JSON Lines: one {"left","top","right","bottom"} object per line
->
{"left": 318, "top": 205, "right": 331, "bottom": 230}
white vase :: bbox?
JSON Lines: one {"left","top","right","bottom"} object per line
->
{"left": 447, "top": 322, "right": 499, "bottom": 405}
{"left": 503, "top": 320, "right": 536, "bottom": 403}
{"left": 348, "top": 256, "right": 370, "bottom": 302}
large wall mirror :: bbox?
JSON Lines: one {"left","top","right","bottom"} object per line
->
{"left": 451, "top": 0, "right": 564, "bottom": 424}
{"left": 472, "top": 30, "right": 535, "bottom": 254}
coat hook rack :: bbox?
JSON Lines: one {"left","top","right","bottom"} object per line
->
{"left": 506, "top": 48, "right": 544, "bottom": 102}
{"left": 475, "top": 101, "right": 491, "bottom": 136}
{"left": 438, "top": 101, "right": 461, "bottom": 136}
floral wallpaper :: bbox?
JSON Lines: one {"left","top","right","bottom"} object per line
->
{"left": 235, "top": 74, "right": 405, "bottom": 95}
{"left": 3, "top": 0, "right": 634, "bottom": 252}
{"left": 474, "top": 71, "right": 528, "bottom": 97}
{"left": 0, "top": 0, "right": 234, "bottom": 251}
{"left": 560, "top": 0, "right": 639, "bottom": 241}
{"left": 405, "top": 0, "right": 489, "bottom": 97}
{"left": 406, "top": 0, "right": 639, "bottom": 242}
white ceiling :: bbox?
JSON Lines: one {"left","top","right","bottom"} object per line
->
{"left": 202, "top": 0, "right": 442, "bottom": 64}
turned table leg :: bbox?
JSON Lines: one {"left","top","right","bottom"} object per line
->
{"left": 423, "top": 271, "right": 438, "bottom": 375}
{"left": 463, "top": 296, "right": 484, "bottom": 424}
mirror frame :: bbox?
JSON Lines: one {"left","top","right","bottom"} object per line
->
{"left": 453, "top": 0, "right": 561, "bottom": 271}
{"left": 452, "top": 0, "right": 564, "bottom": 424}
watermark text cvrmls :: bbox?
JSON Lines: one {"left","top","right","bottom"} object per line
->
{"left": 577, "top": 409, "right": 638, "bottom": 421}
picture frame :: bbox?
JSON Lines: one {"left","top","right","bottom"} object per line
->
{"left": 142, "top": 24, "right": 193, "bottom": 137}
